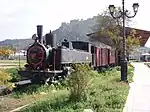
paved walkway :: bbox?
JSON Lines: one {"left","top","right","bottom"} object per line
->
{"left": 123, "top": 62, "right": 150, "bottom": 112}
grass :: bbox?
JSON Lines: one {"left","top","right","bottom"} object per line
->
{"left": 0, "top": 60, "right": 26, "bottom": 63}
{"left": 0, "top": 83, "right": 65, "bottom": 112}
{"left": 21, "top": 66, "right": 133, "bottom": 112}
{"left": 11, "top": 84, "right": 56, "bottom": 98}
{"left": 128, "top": 65, "right": 134, "bottom": 82}
{"left": 11, "top": 80, "right": 67, "bottom": 98}
{"left": 0, "top": 87, "right": 65, "bottom": 112}
{"left": 0, "top": 59, "right": 26, "bottom": 68}
{"left": 145, "top": 62, "right": 150, "bottom": 68}
{"left": 0, "top": 64, "right": 134, "bottom": 112}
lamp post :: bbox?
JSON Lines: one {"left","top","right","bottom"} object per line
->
{"left": 108, "top": 0, "right": 139, "bottom": 82}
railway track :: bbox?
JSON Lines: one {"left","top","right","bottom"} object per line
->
{"left": 0, "top": 80, "right": 32, "bottom": 96}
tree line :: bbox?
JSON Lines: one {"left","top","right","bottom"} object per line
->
{"left": 0, "top": 46, "right": 16, "bottom": 58}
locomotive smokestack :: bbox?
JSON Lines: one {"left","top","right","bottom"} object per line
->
{"left": 37, "top": 25, "right": 43, "bottom": 43}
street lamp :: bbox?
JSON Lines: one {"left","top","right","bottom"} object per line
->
{"left": 108, "top": 0, "right": 139, "bottom": 82}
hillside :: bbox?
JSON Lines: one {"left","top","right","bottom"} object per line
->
{"left": 0, "top": 16, "right": 149, "bottom": 54}
{"left": 0, "top": 39, "right": 34, "bottom": 50}
{"left": 53, "top": 17, "right": 99, "bottom": 43}
{"left": 0, "top": 16, "right": 99, "bottom": 50}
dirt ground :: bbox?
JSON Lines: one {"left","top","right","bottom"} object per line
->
{"left": 0, "top": 93, "right": 51, "bottom": 112}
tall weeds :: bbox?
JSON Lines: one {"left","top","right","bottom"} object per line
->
{"left": 67, "top": 63, "right": 94, "bottom": 101}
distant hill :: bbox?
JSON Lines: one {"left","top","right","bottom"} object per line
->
{"left": 0, "top": 16, "right": 99, "bottom": 50}
{"left": 0, "top": 39, "right": 34, "bottom": 50}
{"left": 0, "top": 16, "right": 149, "bottom": 54}
{"left": 53, "top": 16, "right": 99, "bottom": 43}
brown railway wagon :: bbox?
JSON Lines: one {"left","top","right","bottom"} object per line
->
{"left": 99, "top": 48, "right": 102, "bottom": 66}
{"left": 96, "top": 47, "right": 100, "bottom": 67}
{"left": 108, "top": 49, "right": 116, "bottom": 65}
{"left": 100, "top": 48, "right": 109, "bottom": 66}
{"left": 94, "top": 46, "right": 116, "bottom": 68}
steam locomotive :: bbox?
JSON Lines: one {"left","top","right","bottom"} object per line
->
{"left": 18, "top": 25, "right": 117, "bottom": 84}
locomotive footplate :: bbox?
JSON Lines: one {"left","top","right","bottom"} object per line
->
{"left": 18, "top": 70, "right": 63, "bottom": 80}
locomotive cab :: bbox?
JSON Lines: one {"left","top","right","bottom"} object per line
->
{"left": 62, "top": 39, "right": 73, "bottom": 49}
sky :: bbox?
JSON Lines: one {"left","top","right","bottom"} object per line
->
{"left": 0, "top": 0, "right": 150, "bottom": 47}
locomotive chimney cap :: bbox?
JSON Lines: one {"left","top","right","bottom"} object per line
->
{"left": 37, "top": 25, "right": 43, "bottom": 27}
{"left": 64, "top": 39, "right": 68, "bottom": 42}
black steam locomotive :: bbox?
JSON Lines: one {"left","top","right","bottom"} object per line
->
{"left": 18, "top": 25, "right": 116, "bottom": 84}
{"left": 18, "top": 25, "right": 93, "bottom": 84}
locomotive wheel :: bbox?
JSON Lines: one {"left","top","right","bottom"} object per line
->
{"left": 45, "top": 77, "right": 59, "bottom": 85}
{"left": 31, "top": 77, "right": 45, "bottom": 84}
{"left": 31, "top": 78, "right": 41, "bottom": 84}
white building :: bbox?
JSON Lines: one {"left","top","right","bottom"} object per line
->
{"left": 9, "top": 50, "right": 26, "bottom": 60}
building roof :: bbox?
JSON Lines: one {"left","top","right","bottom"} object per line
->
{"left": 141, "top": 53, "right": 150, "bottom": 56}
{"left": 87, "top": 27, "right": 150, "bottom": 47}
{"left": 126, "top": 27, "right": 150, "bottom": 46}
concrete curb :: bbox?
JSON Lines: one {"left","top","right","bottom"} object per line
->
{"left": 10, "top": 104, "right": 30, "bottom": 112}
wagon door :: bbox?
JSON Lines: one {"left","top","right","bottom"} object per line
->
{"left": 112, "top": 50, "right": 116, "bottom": 65}
{"left": 96, "top": 47, "right": 100, "bottom": 67}
{"left": 102, "top": 48, "right": 109, "bottom": 66}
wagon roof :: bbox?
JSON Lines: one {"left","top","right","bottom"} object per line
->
{"left": 141, "top": 53, "right": 150, "bottom": 56}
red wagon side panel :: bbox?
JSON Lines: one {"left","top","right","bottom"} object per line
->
{"left": 113, "top": 51, "right": 116, "bottom": 64}
{"left": 96, "top": 48, "right": 100, "bottom": 67}
{"left": 109, "top": 49, "right": 116, "bottom": 65}
{"left": 101, "top": 48, "right": 106, "bottom": 66}
{"left": 106, "top": 49, "right": 109, "bottom": 65}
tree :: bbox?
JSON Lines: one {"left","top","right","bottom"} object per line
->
{"left": 91, "top": 9, "right": 140, "bottom": 56}
{"left": 0, "top": 46, "right": 14, "bottom": 58}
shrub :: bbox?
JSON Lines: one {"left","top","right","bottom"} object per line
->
{"left": 128, "top": 65, "right": 134, "bottom": 82}
{"left": 6, "top": 68, "right": 21, "bottom": 82}
{"left": 0, "top": 69, "right": 14, "bottom": 90}
{"left": 67, "top": 63, "right": 94, "bottom": 101}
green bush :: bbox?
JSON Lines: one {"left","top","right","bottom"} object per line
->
{"left": 67, "top": 63, "right": 94, "bottom": 101}
{"left": 0, "top": 69, "right": 14, "bottom": 90}
{"left": 128, "top": 65, "right": 134, "bottom": 82}
{"left": 6, "top": 68, "right": 21, "bottom": 82}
